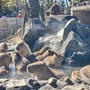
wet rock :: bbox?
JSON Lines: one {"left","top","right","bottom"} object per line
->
{"left": 0, "top": 66, "right": 9, "bottom": 76}
{"left": 61, "top": 84, "right": 90, "bottom": 90}
{"left": 48, "top": 77, "right": 57, "bottom": 88}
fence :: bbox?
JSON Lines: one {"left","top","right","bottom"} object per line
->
{"left": 0, "top": 18, "right": 24, "bottom": 42}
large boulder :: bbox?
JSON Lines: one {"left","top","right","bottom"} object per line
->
{"left": 23, "top": 18, "right": 46, "bottom": 51}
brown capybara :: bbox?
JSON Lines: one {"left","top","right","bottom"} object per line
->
{"left": 44, "top": 52, "right": 64, "bottom": 68}
{"left": 36, "top": 49, "right": 55, "bottom": 61}
{"left": 27, "top": 61, "right": 66, "bottom": 80}
{"left": 27, "top": 61, "right": 55, "bottom": 80}
{"left": 33, "top": 46, "right": 51, "bottom": 57}
{"left": 0, "top": 43, "right": 8, "bottom": 53}
{"left": 0, "top": 53, "right": 11, "bottom": 68}
{"left": 0, "top": 66, "right": 9, "bottom": 76}
{"left": 12, "top": 51, "right": 30, "bottom": 71}
{"left": 15, "top": 42, "right": 32, "bottom": 59}
{"left": 71, "top": 65, "right": 90, "bottom": 84}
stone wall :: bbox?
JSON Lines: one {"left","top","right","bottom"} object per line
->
{"left": 71, "top": 5, "right": 90, "bottom": 24}
{"left": 0, "top": 18, "right": 24, "bottom": 42}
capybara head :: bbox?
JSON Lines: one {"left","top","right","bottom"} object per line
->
{"left": 15, "top": 42, "right": 32, "bottom": 57}
{"left": 0, "top": 43, "right": 8, "bottom": 53}
{"left": 0, "top": 53, "right": 12, "bottom": 67}
{"left": 12, "top": 51, "right": 22, "bottom": 64}
{"left": 71, "top": 70, "right": 80, "bottom": 79}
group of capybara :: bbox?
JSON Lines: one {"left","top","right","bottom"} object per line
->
{"left": 0, "top": 41, "right": 90, "bottom": 82}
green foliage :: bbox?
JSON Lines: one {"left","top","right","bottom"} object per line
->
{"left": 40, "top": 0, "right": 53, "bottom": 10}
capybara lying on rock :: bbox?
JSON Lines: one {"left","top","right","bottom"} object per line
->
{"left": 44, "top": 52, "right": 64, "bottom": 68}
{"left": 27, "top": 61, "right": 55, "bottom": 80}
{"left": 0, "top": 66, "right": 9, "bottom": 76}
{"left": 71, "top": 65, "right": 90, "bottom": 84}
{"left": 15, "top": 42, "right": 32, "bottom": 59}
{"left": 36, "top": 49, "right": 55, "bottom": 61}
{"left": 12, "top": 52, "right": 30, "bottom": 71}
{"left": 0, "top": 43, "right": 8, "bottom": 53}
{"left": 33, "top": 46, "right": 51, "bottom": 57}
{"left": 0, "top": 53, "right": 12, "bottom": 68}
{"left": 27, "top": 61, "right": 66, "bottom": 80}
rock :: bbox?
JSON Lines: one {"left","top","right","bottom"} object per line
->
{"left": 60, "top": 30, "right": 90, "bottom": 66}
{"left": 38, "top": 84, "right": 56, "bottom": 90}
{"left": 57, "top": 80, "right": 68, "bottom": 89}
{"left": 0, "top": 53, "right": 12, "bottom": 68}
{"left": 0, "top": 85, "right": 5, "bottom": 90}
{"left": 26, "top": 78, "right": 41, "bottom": 89}
{"left": 71, "top": 65, "right": 90, "bottom": 84}
{"left": 0, "top": 66, "right": 9, "bottom": 76}
{"left": 24, "top": 18, "right": 46, "bottom": 51}
{"left": 62, "top": 15, "right": 78, "bottom": 22}
{"left": 0, "top": 43, "right": 8, "bottom": 53}
{"left": 46, "top": 17, "right": 63, "bottom": 34}
{"left": 48, "top": 77, "right": 57, "bottom": 88}
{"left": 56, "top": 77, "right": 73, "bottom": 89}
{"left": 12, "top": 52, "right": 30, "bottom": 71}
{"left": 62, "top": 84, "right": 90, "bottom": 90}
{"left": 2, "top": 79, "right": 30, "bottom": 90}
{"left": 27, "top": 61, "right": 55, "bottom": 80}
{"left": 49, "top": 68, "right": 67, "bottom": 79}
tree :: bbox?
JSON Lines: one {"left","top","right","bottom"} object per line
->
{"left": 28, "top": 0, "right": 40, "bottom": 18}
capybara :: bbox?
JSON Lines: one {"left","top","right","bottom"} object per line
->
{"left": 12, "top": 51, "right": 30, "bottom": 71}
{"left": 0, "top": 43, "right": 8, "bottom": 53}
{"left": 15, "top": 42, "right": 32, "bottom": 59}
{"left": 0, "top": 53, "right": 11, "bottom": 68}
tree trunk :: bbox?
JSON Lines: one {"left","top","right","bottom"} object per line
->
{"left": 0, "top": 0, "right": 2, "bottom": 17}
{"left": 28, "top": 0, "right": 40, "bottom": 18}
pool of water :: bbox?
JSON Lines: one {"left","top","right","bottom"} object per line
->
{"left": 0, "top": 62, "right": 82, "bottom": 79}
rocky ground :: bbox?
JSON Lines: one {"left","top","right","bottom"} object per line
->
{"left": 0, "top": 75, "right": 90, "bottom": 90}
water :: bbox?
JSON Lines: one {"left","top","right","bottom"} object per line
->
{"left": 0, "top": 63, "right": 30, "bottom": 79}
{"left": 0, "top": 62, "right": 81, "bottom": 79}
